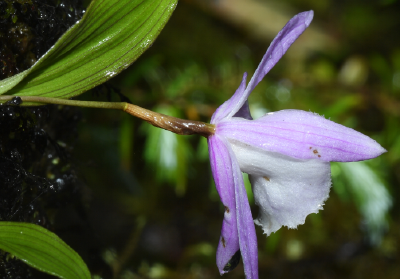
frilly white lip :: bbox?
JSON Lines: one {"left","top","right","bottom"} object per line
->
{"left": 232, "top": 140, "right": 331, "bottom": 236}
{"left": 207, "top": 10, "right": 385, "bottom": 279}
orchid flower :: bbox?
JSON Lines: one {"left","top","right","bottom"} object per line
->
{"left": 208, "top": 11, "right": 386, "bottom": 279}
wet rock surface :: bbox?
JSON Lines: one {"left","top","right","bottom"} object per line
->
{"left": 0, "top": 1, "right": 86, "bottom": 277}
{"left": 0, "top": 0, "right": 85, "bottom": 79}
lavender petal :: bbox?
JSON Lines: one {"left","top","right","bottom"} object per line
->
{"left": 226, "top": 140, "right": 259, "bottom": 279}
{"left": 219, "top": 110, "right": 386, "bottom": 162}
{"left": 225, "top": 11, "right": 314, "bottom": 118}
{"left": 211, "top": 73, "right": 248, "bottom": 124}
{"left": 208, "top": 135, "right": 240, "bottom": 274}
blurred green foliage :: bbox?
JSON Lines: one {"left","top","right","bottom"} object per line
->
{"left": 141, "top": 105, "right": 192, "bottom": 196}
{"left": 72, "top": 0, "right": 400, "bottom": 278}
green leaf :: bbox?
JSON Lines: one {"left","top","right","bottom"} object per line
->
{"left": 0, "top": 0, "right": 178, "bottom": 99}
{"left": 0, "top": 222, "right": 90, "bottom": 279}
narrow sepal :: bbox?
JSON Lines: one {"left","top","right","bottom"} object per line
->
{"left": 208, "top": 135, "right": 240, "bottom": 274}
{"left": 226, "top": 140, "right": 259, "bottom": 279}
{"left": 225, "top": 11, "right": 314, "bottom": 119}
{"left": 211, "top": 73, "right": 248, "bottom": 124}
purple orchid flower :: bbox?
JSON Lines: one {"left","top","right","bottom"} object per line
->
{"left": 208, "top": 10, "right": 386, "bottom": 279}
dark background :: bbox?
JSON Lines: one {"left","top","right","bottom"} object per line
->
{"left": 2, "top": 0, "right": 400, "bottom": 278}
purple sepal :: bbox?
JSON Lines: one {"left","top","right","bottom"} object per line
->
{"left": 211, "top": 73, "right": 248, "bottom": 124}
{"left": 208, "top": 135, "right": 240, "bottom": 274}
{"left": 227, "top": 140, "right": 258, "bottom": 279}
{"left": 219, "top": 110, "right": 386, "bottom": 162}
{"left": 245, "top": 11, "right": 313, "bottom": 94}
{"left": 223, "top": 11, "right": 314, "bottom": 120}
{"left": 208, "top": 135, "right": 259, "bottom": 278}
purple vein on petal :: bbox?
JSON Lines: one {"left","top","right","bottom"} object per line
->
{"left": 221, "top": 124, "right": 365, "bottom": 151}
{"left": 208, "top": 135, "right": 240, "bottom": 274}
{"left": 222, "top": 120, "right": 365, "bottom": 146}
{"left": 217, "top": 111, "right": 386, "bottom": 162}
{"left": 221, "top": 127, "right": 383, "bottom": 162}
{"left": 226, "top": 11, "right": 314, "bottom": 118}
{"left": 211, "top": 73, "right": 248, "bottom": 124}
{"left": 224, "top": 138, "right": 259, "bottom": 279}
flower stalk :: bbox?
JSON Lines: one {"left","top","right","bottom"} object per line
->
{"left": 0, "top": 95, "right": 215, "bottom": 137}
{"left": 124, "top": 103, "right": 215, "bottom": 137}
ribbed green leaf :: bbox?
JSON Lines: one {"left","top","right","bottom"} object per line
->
{"left": 0, "top": 0, "right": 177, "bottom": 99}
{"left": 0, "top": 222, "right": 90, "bottom": 279}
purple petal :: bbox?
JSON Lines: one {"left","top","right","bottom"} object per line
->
{"left": 225, "top": 11, "right": 314, "bottom": 119}
{"left": 226, "top": 139, "right": 258, "bottom": 279}
{"left": 218, "top": 109, "right": 386, "bottom": 162}
{"left": 211, "top": 73, "right": 248, "bottom": 124}
{"left": 209, "top": 135, "right": 259, "bottom": 278}
{"left": 208, "top": 135, "right": 240, "bottom": 274}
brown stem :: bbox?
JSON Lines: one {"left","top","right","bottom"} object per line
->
{"left": 124, "top": 103, "right": 215, "bottom": 137}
